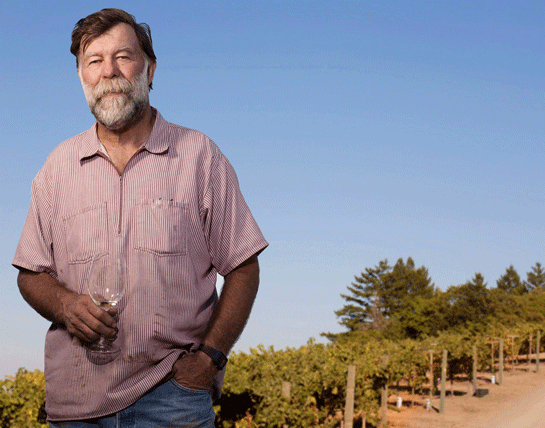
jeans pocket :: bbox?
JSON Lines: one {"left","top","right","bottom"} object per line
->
{"left": 141, "top": 380, "right": 216, "bottom": 426}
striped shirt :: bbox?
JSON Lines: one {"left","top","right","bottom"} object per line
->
{"left": 12, "top": 110, "right": 268, "bottom": 421}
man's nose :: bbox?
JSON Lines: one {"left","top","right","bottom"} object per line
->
{"left": 101, "top": 58, "right": 120, "bottom": 79}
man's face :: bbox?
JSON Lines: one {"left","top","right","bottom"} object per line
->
{"left": 78, "top": 23, "right": 156, "bottom": 131}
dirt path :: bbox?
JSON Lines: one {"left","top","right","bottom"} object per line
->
{"left": 482, "top": 375, "right": 545, "bottom": 428}
{"left": 387, "top": 364, "right": 545, "bottom": 428}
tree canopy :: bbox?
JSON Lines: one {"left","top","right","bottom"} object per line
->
{"left": 327, "top": 259, "right": 545, "bottom": 342}
{"left": 333, "top": 258, "right": 435, "bottom": 339}
{"left": 496, "top": 265, "right": 526, "bottom": 295}
{"left": 526, "top": 262, "right": 545, "bottom": 290}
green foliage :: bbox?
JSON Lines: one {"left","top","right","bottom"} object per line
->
{"left": 496, "top": 265, "right": 527, "bottom": 295}
{"left": 334, "top": 260, "right": 545, "bottom": 341}
{"left": 521, "top": 287, "right": 545, "bottom": 323}
{"left": 443, "top": 273, "right": 493, "bottom": 329}
{"left": 218, "top": 337, "right": 430, "bottom": 428}
{"left": 488, "top": 288, "right": 525, "bottom": 325}
{"left": 335, "top": 259, "right": 391, "bottom": 332}
{"left": 6, "top": 259, "right": 545, "bottom": 427}
{"left": 383, "top": 293, "right": 447, "bottom": 340}
{"left": 526, "top": 262, "right": 545, "bottom": 290}
{"left": 379, "top": 258, "right": 435, "bottom": 318}
{"left": 334, "top": 258, "right": 435, "bottom": 339}
{"left": 218, "top": 340, "right": 348, "bottom": 427}
{"left": 0, "top": 368, "right": 47, "bottom": 428}
{"left": 219, "top": 324, "right": 545, "bottom": 427}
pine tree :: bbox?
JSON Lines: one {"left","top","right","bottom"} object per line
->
{"left": 525, "top": 262, "right": 545, "bottom": 290}
{"left": 446, "top": 273, "right": 492, "bottom": 328}
{"left": 380, "top": 257, "right": 435, "bottom": 316}
{"left": 333, "top": 258, "right": 435, "bottom": 337}
{"left": 496, "top": 265, "right": 526, "bottom": 295}
{"left": 334, "top": 259, "right": 390, "bottom": 332}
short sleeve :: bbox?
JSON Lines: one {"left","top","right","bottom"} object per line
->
{"left": 12, "top": 172, "right": 58, "bottom": 278}
{"left": 202, "top": 152, "right": 268, "bottom": 276}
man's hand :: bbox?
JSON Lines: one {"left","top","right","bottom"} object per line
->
{"left": 60, "top": 292, "right": 118, "bottom": 343}
{"left": 17, "top": 269, "right": 117, "bottom": 343}
{"left": 171, "top": 351, "right": 218, "bottom": 392}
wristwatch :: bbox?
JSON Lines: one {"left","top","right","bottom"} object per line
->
{"left": 196, "top": 344, "right": 228, "bottom": 370}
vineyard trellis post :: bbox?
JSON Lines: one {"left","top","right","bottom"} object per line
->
{"left": 528, "top": 334, "right": 532, "bottom": 369}
{"left": 439, "top": 349, "right": 447, "bottom": 414}
{"left": 344, "top": 365, "right": 356, "bottom": 428}
{"left": 536, "top": 331, "right": 541, "bottom": 373}
{"left": 411, "top": 365, "right": 417, "bottom": 407}
{"left": 528, "top": 333, "right": 533, "bottom": 372}
{"left": 381, "top": 355, "right": 389, "bottom": 427}
{"left": 282, "top": 381, "right": 290, "bottom": 428}
{"left": 508, "top": 334, "right": 518, "bottom": 369}
{"left": 487, "top": 340, "right": 496, "bottom": 379}
{"left": 472, "top": 345, "right": 477, "bottom": 395}
{"left": 498, "top": 338, "right": 504, "bottom": 385}
{"left": 427, "top": 349, "right": 435, "bottom": 407}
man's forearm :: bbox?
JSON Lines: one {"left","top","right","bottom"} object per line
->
{"left": 17, "top": 269, "right": 75, "bottom": 325}
{"left": 202, "top": 254, "right": 260, "bottom": 355}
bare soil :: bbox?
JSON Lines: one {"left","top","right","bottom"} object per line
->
{"left": 386, "top": 359, "right": 545, "bottom": 428}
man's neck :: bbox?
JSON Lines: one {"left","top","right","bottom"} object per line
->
{"left": 96, "top": 106, "right": 156, "bottom": 174}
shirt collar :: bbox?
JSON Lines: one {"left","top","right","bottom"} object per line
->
{"left": 79, "top": 108, "right": 169, "bottom": 161}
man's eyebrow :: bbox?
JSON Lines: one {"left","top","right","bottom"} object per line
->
{"left": 114, "top": 47, "right": 137, "bottom": 55}
{"left": 83, "top": 51, "right": 101, "bottom": 60}
{"left": 83, "top": 47, "right": 137, "bottom": 60}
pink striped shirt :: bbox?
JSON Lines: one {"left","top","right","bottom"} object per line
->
{"left": 13, "top": 110, "right": 268, "bottom": 421}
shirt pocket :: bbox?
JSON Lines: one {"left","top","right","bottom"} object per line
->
{"left": 134, "top": 199, "right": 187, "bottom": 256}
{"left": 63, "top": 203, "right": 109, "bottom": 264}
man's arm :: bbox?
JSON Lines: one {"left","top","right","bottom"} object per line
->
{"left": 202, "top": 254, "right": 260, "bottom": 354}
{"left": 17, "top": 269, "right": 117, "bottom": 342}
{"left": 171, "top": 253, "right": 260, "bottom": 390}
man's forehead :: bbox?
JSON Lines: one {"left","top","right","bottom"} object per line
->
{"left": 80, "top": 23, "right": 140, "bottom": 57}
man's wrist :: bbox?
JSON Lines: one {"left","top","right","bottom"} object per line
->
{"left": 196, "top": 344, "right": 228, "bottom": 370}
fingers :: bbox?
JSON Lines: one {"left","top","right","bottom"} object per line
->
{"left": 62, "top": 294, "right": 118, "bottom": 343}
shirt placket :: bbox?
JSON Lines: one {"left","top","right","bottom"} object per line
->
{"left": 118, "top": 175, "right": 124, "bottom": 236}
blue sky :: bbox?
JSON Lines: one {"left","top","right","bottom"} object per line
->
{"left": 1, "top": 0, "right": 544, "bottom": 378}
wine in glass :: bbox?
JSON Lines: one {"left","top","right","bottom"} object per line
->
{"left": 86, "top": 254, "right": 125, "bottom": 353}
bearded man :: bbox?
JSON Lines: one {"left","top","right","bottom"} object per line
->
{"left": 12, "top": 8, "right": 267, "bottom": 428}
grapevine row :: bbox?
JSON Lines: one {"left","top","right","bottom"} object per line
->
{"left": 1, "top": 322, "right": 542, "bottom": 427}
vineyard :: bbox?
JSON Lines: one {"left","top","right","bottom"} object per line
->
{"left": 2, "top": 322, "right": 542, "bottom": 427}
{"left": 216, "top": 323, "right": 542, "bottom": 427}
{"left": 3, "top": 259, "right": 545, "bottom": 426}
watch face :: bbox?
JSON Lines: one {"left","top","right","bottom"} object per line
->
{"left": 216, "top": 357, "right": 227, "bottom": 369}
{"left": 213, "top": 351, "right": 227, "bottom": 369}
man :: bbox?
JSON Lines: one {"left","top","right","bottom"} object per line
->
{"left": 13, "top": 8, "right": 267, "bottom": 427}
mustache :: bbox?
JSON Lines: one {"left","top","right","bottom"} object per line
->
{"left": 92, "top": 77, "right": 133, "bottom": 98}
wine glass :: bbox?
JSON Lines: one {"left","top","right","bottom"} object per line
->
{"left": 85, "top": 254, "right": 125, "bottom": 353}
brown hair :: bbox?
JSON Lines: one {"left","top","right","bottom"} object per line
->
{"left": 70, "top": 8, "right": 157, "bottom": 69}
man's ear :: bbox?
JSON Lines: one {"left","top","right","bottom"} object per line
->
{"left": 148, "top": 60, "right": 157, "bottom": 89}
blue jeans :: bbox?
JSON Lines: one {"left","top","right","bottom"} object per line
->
{"left": 49, "top": 379, "right": 216, "bottom": 427}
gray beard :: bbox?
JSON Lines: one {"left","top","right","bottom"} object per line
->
{"left": 90, "top": 94, "right": 147, "bottom": 131}
{"left": 80, "top": 67, "right": 150, "bottom": 131}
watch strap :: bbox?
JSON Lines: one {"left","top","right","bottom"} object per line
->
{"left": 196, "top": 344, "right": 228, "bottom": 370}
